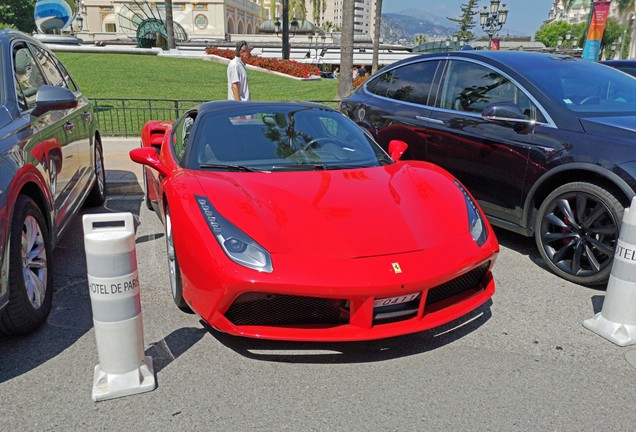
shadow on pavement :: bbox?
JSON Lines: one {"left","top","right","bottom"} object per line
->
{"left": 205, "top": 300, "right": 493, "bottom": 364}
{"left": 0, "top": 196, "right": 142, "bottom": 383}
{"left": 145, "top": 327, "right": 208, "bottom": 373}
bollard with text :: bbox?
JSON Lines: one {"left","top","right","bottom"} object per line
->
{"left": 83, "top": 212, "right": 156, "bottom": 401}
{"left": 583, "top": 197, "right": 636, "bottom": 346}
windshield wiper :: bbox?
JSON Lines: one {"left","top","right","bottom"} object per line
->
{"left": 199, "top": 163, "right": 264, "bottom": 172}
{"left": 271, "top": 163, "right": 328, "bottom": 171}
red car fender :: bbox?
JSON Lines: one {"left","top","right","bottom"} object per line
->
{"left": 140, "top": 120, "right": 173, "bottom": 203}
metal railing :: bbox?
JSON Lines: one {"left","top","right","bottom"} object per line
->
{"left": 91, "top": 98, "right": 206, "bottom": 137}
{"left": 90, "top": 98, "right": 340, "bottom": 137}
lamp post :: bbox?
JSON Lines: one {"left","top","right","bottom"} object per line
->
{"left": 273, "top": 1, "right": 300, "bottom": 60}
{"left": 557, "top": 36, "right": 563, "bottom": 52}
{"left": 274, "top": 13, "right": 298, "bottom": 60}
{"left": 619, "top": 13, "right": 635, "bottom": 60}
{"left": 307, "top": 33, "right": 327, "bottom": 64}
{"left": 480, "top": 0, "right": 508, "bottom": 49}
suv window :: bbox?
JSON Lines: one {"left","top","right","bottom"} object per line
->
{"left": 32, "top": 45, "right": 67, "bottom": 88}
{"left": 386, "top": 60, "right": 440, "bottom": 105}
{"left": 439, "top": 60, "right": 546, "bottom": 122}
{"left": 366, "top": 70, "right": 392, "bottom": 97}
{"left": 13, "top": 44, "right": 47, "bottom": 111}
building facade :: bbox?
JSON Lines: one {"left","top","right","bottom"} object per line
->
{"left": 75, "top": 0, "right": 262, "bottom": 42}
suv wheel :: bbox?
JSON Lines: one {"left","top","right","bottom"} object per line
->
{"left": 535, "top": 182, "right": 624, "bottom": 286}
{"left": 0, "top": 196, "right": 52, "bottom": 335}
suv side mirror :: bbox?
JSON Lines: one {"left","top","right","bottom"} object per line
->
{"left": 32, "top": 85, "right": 78, "bottom": 117}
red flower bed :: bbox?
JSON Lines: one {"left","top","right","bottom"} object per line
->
{"left": 205, "top": 47, "right": 320, "bottom": 79}
{"left": 353, "top": 75, "right": 368, "bottom": 88}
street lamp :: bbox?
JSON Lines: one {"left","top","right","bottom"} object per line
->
{"left": 480, "top": 0, "right": 508, "bottom": 49}
{"left": 307, "top": 33, "right": 326, "bottom": 64}
{"left": 557, "top": 36, "right": 563, "bottom": 51}
{"left": 273, "top": 1, "right": 300, "bottom": 60}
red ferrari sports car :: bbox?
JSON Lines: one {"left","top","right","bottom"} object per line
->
{"left": 130, "top": 101, "right": 499, "bottom": 341}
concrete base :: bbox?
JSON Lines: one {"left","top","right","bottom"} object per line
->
{"left": 92, "top": 356, "right": 156, "bottom": 402}
{"left": 583, "top": 313, "right": 636, "bottom": 347}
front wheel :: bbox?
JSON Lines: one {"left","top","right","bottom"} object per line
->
{"left": 0, "top": 196, "right": 52, "bottom": 335}
{"left": 534, "top": 182, "right": 624, "bottom": 286}
{"left": 165, "top": 208, "right": 191, "bottom": 312}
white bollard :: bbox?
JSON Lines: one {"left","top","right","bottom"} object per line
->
{"left": 83, "top": 212, "right": 156, "bottom": 401}
{"left": 583, "top": 197, "right": 636, "bottom": 346}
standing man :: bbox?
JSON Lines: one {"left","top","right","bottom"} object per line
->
{"left": 227, "top": 40, "right": 252, "bottom": 101}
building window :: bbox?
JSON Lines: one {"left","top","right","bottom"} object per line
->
{"left": 195, "top": 14, "right": 208, "bottom": 29}
{"left": 105, "top": 23, "right": 117, "bottom": 33}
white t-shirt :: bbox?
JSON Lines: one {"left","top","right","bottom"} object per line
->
{"left": 227, "top": 57, "right": 250, "bottom": 101}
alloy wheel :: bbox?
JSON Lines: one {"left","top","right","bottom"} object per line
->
{"left": 21, "top": 215, "right": 48, "bottom": 309}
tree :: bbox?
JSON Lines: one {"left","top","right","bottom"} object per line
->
{"left": 447, "top": 0, "right": 479, "bottom": 42}
{"left": 165, "top": 1, "right": 175, "bottom": 49}
{"left": 616, "top": 0, "right": 636, "bottom": 14}
{"left": 310, "top": 0, "right": 327, "bottom": 26}
{"left": 0, "top": 0, "right": 36, "bottom": 33}
{"left": 413, "top": 34, "right": 427, "bottom": 46}
{"left": 321, "top": 20, "right": 340, "bottom": 32}
{"left": 371, "top": 0, "right": 382, "bottom": 75}
{"left": 534, "top": 20, "right": 572, "bottom": 47}
{"left": 338, "top": 0, "right": 354, "bottom": 99}
{"left": 600, "top": 18, "right": 625, "bottom": 59}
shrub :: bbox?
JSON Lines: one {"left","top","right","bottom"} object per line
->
{"left": 205, "top": 47, "right": 320, "bottom": 79}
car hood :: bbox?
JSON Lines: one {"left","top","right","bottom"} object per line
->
{"left": 580, "top": 115, "right": 636, "bottom": 142}
{"left": 191, "top": 163, "right": 471, "bottom": 258}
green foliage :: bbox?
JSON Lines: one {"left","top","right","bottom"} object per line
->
{"left": 535, "top": 21, "right": 573, "bottom": 47}
{"left": 447, "top": 0, "right": 479, "bottom": 41}
{"left": 54, "top": 52, "right": 338, "bottom": 102}
{"left": 0, "top": 0, "right": 36, "bottom": 33}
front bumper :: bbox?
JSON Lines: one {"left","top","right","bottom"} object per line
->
{"left": 180, "top": 233, "right": 499, "bottom": 342}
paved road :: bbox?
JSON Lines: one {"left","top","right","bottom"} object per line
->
{"left": 1, "top": 183, "right": 636, "bottom": 430}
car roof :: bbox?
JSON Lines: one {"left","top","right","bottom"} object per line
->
{"left": 196, "top": 100, "right": 337, "bottom": 115}
{"left": 391, "top": 49, "right": 578, "bottom": 71}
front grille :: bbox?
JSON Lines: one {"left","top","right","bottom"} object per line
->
{"left": 425, "top": 262, "right": 490, "bottom": 306}
{"left": 225, "top": 293, "right": 347, "bottom": 326}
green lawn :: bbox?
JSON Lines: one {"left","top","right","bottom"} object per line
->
{"left": 55, "top": 52, "right": 339, "bottom": 102}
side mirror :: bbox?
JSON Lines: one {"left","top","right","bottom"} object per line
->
{"left": 32, "top": 85, "right": 78, "bottom": 117}
{"left": 388, "top": 139, "right": 408, "bottom": 161}
{"left": 129, "top": 147, "right": 171, "bottom": 177}
{"left": 482, "top": 102, "right": 534, "bottom": 123}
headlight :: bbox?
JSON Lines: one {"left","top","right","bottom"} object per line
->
{"left": 195, "top": 195, "right": 273, "bottom": 272}
{"left": 454, "top": 180, "right": 488, "bottom": 246}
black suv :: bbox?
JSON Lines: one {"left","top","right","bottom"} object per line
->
{"left": 341, "top": 50, "right": 636, "bottom": 285}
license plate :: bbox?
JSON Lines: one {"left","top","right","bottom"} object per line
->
{"left": 374, "top": 293, "right": 420, "bottom": 308}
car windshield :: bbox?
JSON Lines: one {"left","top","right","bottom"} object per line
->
{"left": 191, "top": 106, "right": 392, "bottom": 171}
{"left": 518, "top": 56, "right": 636, "bottom": 115}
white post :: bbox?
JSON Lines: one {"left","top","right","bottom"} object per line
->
{"left": 583, "top": 197, "right": 636, "bottom": 346}
{"left": 83, "top": 212, "right": 156, "bottom": 401}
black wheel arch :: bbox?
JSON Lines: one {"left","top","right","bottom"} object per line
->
{"left": 522, "top": 163, "right": 635, "bottom": 235}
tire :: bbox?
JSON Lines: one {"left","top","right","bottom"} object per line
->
{"left": 534, "top": 182, "right": 624, "bottom": 286}
{"left": 85, "top": 140, "right": 106, "bottom": 207}
{"left": 0, "top": 196, "right": 52, "bottom": 335}
{"left": 143, "top": 169, "right": 153, "bottom": 211}
{"left": 165, "top": 208, "right": 191, "bottom": 312}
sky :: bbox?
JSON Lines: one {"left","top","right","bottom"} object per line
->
{"left": 383, "top": 0, "right": 556, "bottom": 37}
